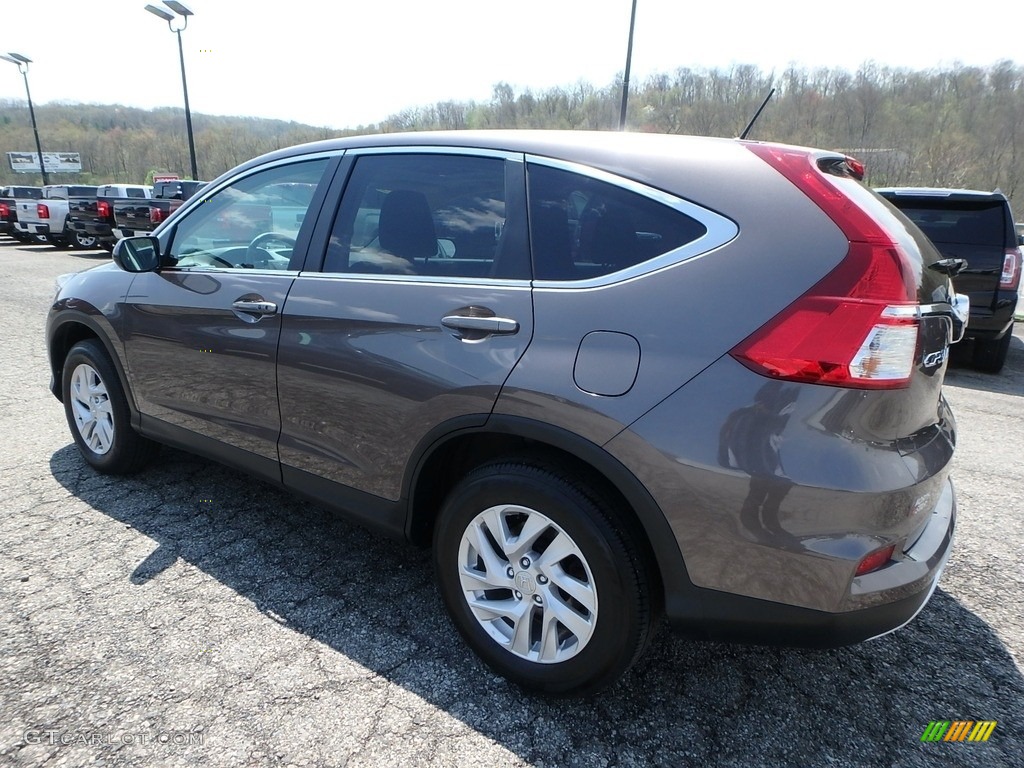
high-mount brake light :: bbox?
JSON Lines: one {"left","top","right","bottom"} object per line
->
{"left": 733, "top": 144, "right": 919, "bottom": 389}
{"left": 1000, "top": 247, "right": 1022, "bottom": 290}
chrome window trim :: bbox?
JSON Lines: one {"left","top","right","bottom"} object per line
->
{"left": 168, "top": 150, "right": 345, "bottom": 224}
{"left": 294, "top": 272, "right": 532, "bottom": 291}
{"left": 525, "top": 155, "right": 739, "bottom": 290}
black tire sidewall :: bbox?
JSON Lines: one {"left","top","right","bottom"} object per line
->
{"left": 434, "top": 464, "right": 646, "bottom": 696}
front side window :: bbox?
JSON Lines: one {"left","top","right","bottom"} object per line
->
{"left": 527, "top": 163, "right": 708, "bottom": 280}
{"left": 168, "top": 158, "right": 329, "bottom": 270}
{"left": 323, "top": 153, "right": 516, "bottom": 279}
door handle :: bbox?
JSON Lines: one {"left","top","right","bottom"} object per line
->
{"left": 441, "top": 314, "right": 519, "bottom": 335}
{"left": 232, "top": 299, "right": 278, "bottom": 315}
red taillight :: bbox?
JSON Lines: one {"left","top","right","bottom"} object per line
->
{"left": 855, "top": 544, "right": 896, "bottom": 576}
{"left": 0, "top": 202, "right": 9, "bottom": 217}
{"left": 37, "top": 203, "right": 50, "bottom": 219}
{"left": 150, "top": 206, "right": 165, "bottom": 224}
{"left": 97, "top": 200, "right": 111, "bottom": 219}
{"left": 733, "top": 144, "right": 919, "bottom": 389}
{"left": 1000, "top": 247, "right": 1022, "bottom": 290}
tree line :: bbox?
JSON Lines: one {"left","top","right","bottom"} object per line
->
{"left": 1, "top": 61, "right": 1022, "bottom": 209}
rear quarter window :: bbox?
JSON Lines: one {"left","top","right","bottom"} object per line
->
{"left": 526, "top": 163, "right": 707, "bottom": 281}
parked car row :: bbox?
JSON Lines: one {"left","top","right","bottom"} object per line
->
{"left": 0, "top": 179, "right": 209, "bottom": 251}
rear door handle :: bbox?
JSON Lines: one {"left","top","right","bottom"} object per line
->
{"left": 232, "top": 299, "right": 278, "bottom": 315}
{"left": 441, "top": 314, "right": 519, "bottom": 335}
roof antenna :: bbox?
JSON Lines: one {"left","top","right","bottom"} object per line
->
{"left": 738, "top": 87, "right": 775, "bottom": 140}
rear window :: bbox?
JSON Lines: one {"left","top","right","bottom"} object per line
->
{"left": 68, "top": 186, "right": 98, "bottom": 198}
{"left": 10, "top": 187, "right": 42, "bottom": 199}
{"left": 126, "top": 187, "right": 148, "bottom": 199}
{"left": 891, "top": 201, "right": 1007, "bottom": 246}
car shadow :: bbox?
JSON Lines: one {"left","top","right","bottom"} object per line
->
{"left": 944, "top": 332, "right": 1024, "bottom": 398}
{"left": 49, "top": 445, "right": 1023, "bottom": 766}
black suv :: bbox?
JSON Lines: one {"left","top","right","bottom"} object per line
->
{"left": 878, "top": 188, "right": 1021, "bottom": 372}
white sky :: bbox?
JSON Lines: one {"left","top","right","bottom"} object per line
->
{"left": 2, "top": 0, "right": 1021, "bottom": 129}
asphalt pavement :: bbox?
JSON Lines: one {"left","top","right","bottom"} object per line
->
{"left": 0, "top": 236, "right": 1021, "bottom": 768}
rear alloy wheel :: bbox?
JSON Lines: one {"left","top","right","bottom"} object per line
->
{"left": 434, "top": 461, "right": 654, "bottom": 696}
{"left": 71, "top": 227, "right": 98, "bottom": 249}
{"left": 972, "top": 322, "right": 1013, "bottom": 373}
{"left": 62, "top": 340, "right": 158, "bottom": 474}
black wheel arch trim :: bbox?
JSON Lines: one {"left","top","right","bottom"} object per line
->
{"left": 48, "top": 310, "right": 140, "bottom": 427}
{"left": 401, "top": 413, "right": 706, "bottom": 622}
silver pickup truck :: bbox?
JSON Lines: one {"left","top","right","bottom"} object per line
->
{"left": 15, "top": 185, "right": 99, "bottom": 248}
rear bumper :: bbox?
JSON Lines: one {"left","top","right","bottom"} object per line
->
{"left": 966, "top": 293, "right": 1017, "bottom": 338}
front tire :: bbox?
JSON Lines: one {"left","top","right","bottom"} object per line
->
{"left": 62, "top": 340, "right": 158, "bottom": 474}
{"left": 433, "top": 461, "right": 654, "bottom": 696}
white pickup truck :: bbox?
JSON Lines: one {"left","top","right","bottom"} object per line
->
{"left": 15, "top": 184, "right": 99, "bottom": 248}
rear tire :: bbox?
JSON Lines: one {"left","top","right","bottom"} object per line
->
{"left": 973, "top": 323, "right": 1013, "bottom": 373}
{"left": 62, "top": 340, "right": 159, "bottom": 474}
{"left": 433, "top": 460, "right": 654, "bottom": 696}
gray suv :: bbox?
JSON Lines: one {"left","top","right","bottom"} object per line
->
{"left": 47, "top": 132, "right": 966, "bottom": 695}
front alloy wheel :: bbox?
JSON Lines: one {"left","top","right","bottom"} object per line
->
{"left": 61, "top": 340, "right": 158, "bottom": 474}
{"left": 69, "top": 363, "right": 114, "bottom": 454}
{"left": 434, "top": 461, "right": 654, "bottom": 696}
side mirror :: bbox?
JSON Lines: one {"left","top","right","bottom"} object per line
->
{"left": 112, "top": 236, "right": 161, "bottom": 273}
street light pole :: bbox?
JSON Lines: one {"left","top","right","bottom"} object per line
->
{"left": 1, "top": 53, "right": 49, "bottom": 185}
{"left": 617, "top": 0, "right": 638, "bottom": 131}
{"left": 145, "top": 2, "right": 199, "bottom": 180}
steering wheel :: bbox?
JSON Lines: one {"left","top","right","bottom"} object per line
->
{"left": 246, "top": 232, "right": 297, "bottom": 266}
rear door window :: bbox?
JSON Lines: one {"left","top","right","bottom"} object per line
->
{"left": 323, "top": 153, "right": 519, "bottom": 279}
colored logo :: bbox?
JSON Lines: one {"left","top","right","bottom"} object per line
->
{"left": 921, "top": 721, "right": 997, "bottom": 742}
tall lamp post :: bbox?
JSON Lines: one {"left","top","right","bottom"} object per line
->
{"left": 145, "top": 1, "right": 199, "bottom": 180}
{"left": 617, "top": 0, "right": 638, "bottom": 131}
{"left": 1, "top": 52, "right": 49, "bottom": 185}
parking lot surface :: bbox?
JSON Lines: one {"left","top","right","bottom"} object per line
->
{"left": 1, "top": 236, "right": 1021, "bottom": 767}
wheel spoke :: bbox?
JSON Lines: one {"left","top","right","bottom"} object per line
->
{"left": 466, "top": 520, "right": 511, "bottom": 585}
{"left": 538, "top": 610, "right": 562, "bottom": 662}
{"left": 480, "top": 506, "right": 513, "bottom": 558}
{"left": 506, "top": 512, "right": 551, "bottom": 562}
{"left": 536, "top": 532, "right": 575, "bottom": 569}
{"left": 545, "top": 594, "right": 594, "bottom": 642}
{"left": 509, "top": 602, "right": 536, "bottom": 656}
{"left": 548, "top": 566, "right": 596, "bottom": 614}
{"left": 459, "top": 564, "right": 503, "bottom": 592}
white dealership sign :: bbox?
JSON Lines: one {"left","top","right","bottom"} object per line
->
{"left": 7, "top": 151, "right": 82, "bottom": 173}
